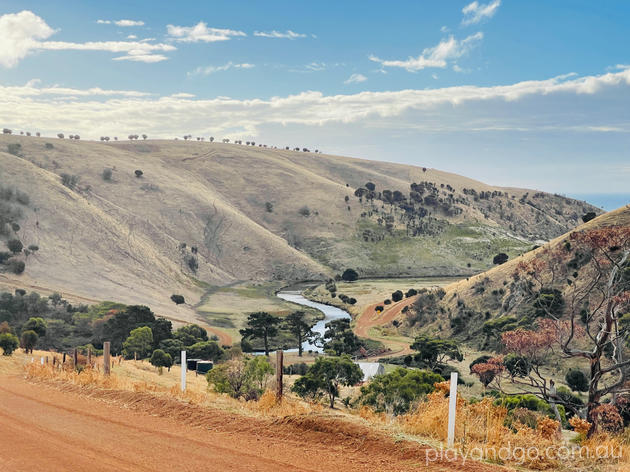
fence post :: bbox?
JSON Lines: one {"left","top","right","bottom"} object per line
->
{"left": 40, "top": 356, "right": 44, "bottom": 365}
{"left": 103, "top": 342, "right": 111, "bottom": 376}
{"left": 276, "top": 350, "right": 283, "bottom": 401}
{"left": 88, "top": 347, "right": 92, "bottom": 366}
{"left": 447, "top": 371, "right": 458, "bottom": 448}
{"left": 73, "top": 348, "right": 78, "bottom": 370}
{"left": 180, "top": 350, "right": 187, "bottom": 392}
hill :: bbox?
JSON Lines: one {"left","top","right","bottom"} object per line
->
{"left": 395, "top": 205, "right": 630, "bottom": 347}
{"left": 0, "top": 135, "right": 601, "bottom": 325}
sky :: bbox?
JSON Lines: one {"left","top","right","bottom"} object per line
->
{"left": 0, "top": 0, "right": 629, "bottom": 206}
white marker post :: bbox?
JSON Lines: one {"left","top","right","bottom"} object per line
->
{"left": 40, "top": 357, "right": 44, "bottom": 365}
{"left": 180, "top": 350, "right": 187, "bottom": 392}
{"left": 447, "top": 371, "right": 458, "bottom": 448}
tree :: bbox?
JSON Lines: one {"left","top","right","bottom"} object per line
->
{"left": 122, "top": 326, "right": 153, "bottom": 359}
{"left": 505, "top": 227, "right": 630, "bottom": 436}
{"left": 391, "top": 290, "right": 403, "bottom": 302}
{"left": 187, "top": 341, "right": 224, "bottom": 361}
{"left": 365, "top": 182, "right": 376, "bottom": 191}
{"left": 292, "top": 355, "right": 363, "bottom": 408}
{"left": 410, "top": 334, "right": 463, "bottom": 370}
{"left": 170, "top": 294, "right": 185, "bottom": 305}
{"left": 102, "top": 305, "right": 157, "bottom": 354}
{"left": 493, "top": 253, "right": 509, "bottom": 265}
{"left": 283, "top": 311, "right": 317, "bottom": 357}
{"left": 239, "top": 312, "right": 279, "bottom": 356}
{"left": 151, "top": 317, "right": 172, "bottom": 349}
{"left": 566, "top": 368, "right": 589, "bottom": 393}
{"left": 173, "top": 324, "right": 208, "bottom": 346}
{"left": 359, "top": 367, "right": 443, "bottom": 414}
{"left": 341, "top": 268, "right": 359, "bottom": 282}
{"left": 0, "top": 332, "right": 19, "bottom": 355}
{"left": 134, "top": 170, "right": 143, "bottom": 178}
{"left": 582, "top": 212, "right": 597, "bottom": 223}
{"left": 23, "top": 317, "right": 46, "bottom": 337}
{"left": 150, "top": 349, "right": 173, "bottom": 374}
{"left": 158, "top": 338, "right": 184, "bottom": 361}
{"left": 57, "top": 133, "right": 64, "bottom": 139}
{"left": 323, "top": 318, "right": 363, "bottom": 355}
{"left": 142, "top": 134, "right": 147, "bottom": 140}
{"left": 7, "top": 239, "right": 23, "bottom": 254}
{"left": 20, "top": 330, "right": 38, "bottom": 353}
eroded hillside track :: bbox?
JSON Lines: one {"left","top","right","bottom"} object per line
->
{"left": 0, "top": 375, "right": 498, "bottom": 472}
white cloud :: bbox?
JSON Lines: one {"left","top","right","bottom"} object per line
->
{"left": 188, "top": 62, "right": 255, "bottom": 76}
{"left": 97, "top": 19, "right": 145, "bottom": 27}
{"left": 113, "top": 54, "right": 168, "bottom": 63}
{"left": 462, "top": 0, "right": 501, "bottom": 25}
{"left": 344, "top": 73, "right": 367, "bottom": 84}
{"left": 166, "top": 22, "right": 246, "bottom": 42}
{"left": 440, "top": 26, "right": 450, "bottom": 33}
{"left": 170, "top": 92, "right": 195, "bottom": 98}
{"left": 253, "top": 30, "right": 307, "bottom": 39}
{"left": 2, "top": 68, "right": 629, "bottom": 140}
{"left": 127, "top": 34, "right": 137, "bottom": 39}
{"left": 0, "top": 11, "right": 174, "bottom": 67}
{"left": 370, "top": 32, "right": 483, "bottom": 72}
{"left": 0, "top": 10, "right": 56, "bottom": 67}
{"left": 115, "top": 19, "right": 144, "bottom": 27}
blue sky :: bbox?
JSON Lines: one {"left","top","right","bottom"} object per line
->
{"left": 1, "top": 1, "right": 629, "bottom": 206}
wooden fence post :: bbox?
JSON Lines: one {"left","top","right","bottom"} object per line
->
{"left": 62, "top": 352, "right": 66, "bottom": 364}
{"left": 103, "top": 342, "right": 111, "bottom": 376}
{"left": 447, "top": 372, "right": 458, "bottom": 448}
{"left": 73, "top": 348, "right": 78, "bottom": 370}
{"left": 88, "top": 347, "right": 92, "bottom": 366}
{"left": 276, "top": 350, "right": 283, "bottom": 401}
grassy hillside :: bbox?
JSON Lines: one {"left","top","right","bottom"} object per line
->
{"left": 0, "top": 135, "right": 600, "bottom": 327}
{"left": 392, "top": 205, "right": 630, "bottom": 347}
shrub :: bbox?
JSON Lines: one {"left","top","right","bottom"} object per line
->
{"left": 0, "top": 332, "right": 19, "bottom": 355}
{"left": 170, "top": 294, "right": 185, "bottom": 305}
{"left": 265, "top": 202, "right": 273, "bottom": 213}
{"left": 565, "top": 368, "right": 589, "bottom": 392}
{"left": 341, "top": 268, "right": 359, "bottom": 282}
{"left": 582, "top": 212, "right": 597, "bottom": 223}
{"left": 149, "top": 349, "right": 173, "bottom": 374}
{"left": 391, "top": 290, "right": 403, "bottom": 302}
{"left": 8, "top": 259, "right": 25, "bottom": 274}
{"left": 359, "top": 367, "right": 443, "bottom": 415}
{"left": 493, "top": 253, "right": 509, "bottom": 265}
{"left": 405, "top": 288, "right": 418, "bottom": 298}
{"left": 45, "top": 143, "right": 54, "bottom": 149}
{"left": 7, "top": 239, "right": 22, "bottom": 254}
{"left": 134, "top": 170, "right": 143, "bottom": 178}
{"left": 207, "top": 356, "right": 272, "bottom": 400}
{"left": 102, "top": 168, "right": 113, "bottom": 181}
{"left": 7, "top": 143, "right": 21, "bottom": 156}
{"left": 298, "top": 206, "right": 310, "bottom": 217}
{"left": 60, "top": 173, "right": 79, "bottom": 189}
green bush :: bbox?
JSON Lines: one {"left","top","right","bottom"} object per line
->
{"left": 102, "top": 168, "right": 113, "bottom": 181}
{"left": 170, "top": 294, "right": 185, "bottom": 305}
{"left": 359, "top": 367, "right": 443, "bottom": 415}
{"left": 0, "top": 332, "right": 19, "bottom": 355}
{"left": 565, "top": 368, "right": 589, "bottom": 392}
{"left": 150, "top": 349, "right": 173, "bottom": 374}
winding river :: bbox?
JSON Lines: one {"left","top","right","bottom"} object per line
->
{"left": 276, "top": 290, "right": 351, "bottom": 353}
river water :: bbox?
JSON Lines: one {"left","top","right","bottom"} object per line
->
{"left": 276, "top": 290, "right": 351, "bottom": 353}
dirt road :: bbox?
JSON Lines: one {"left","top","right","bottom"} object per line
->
{"left": 355, "top": 298, "right": 417, "bottom": 358}
{"left": 0, "top": 375, "right": 497, "bottom": 472}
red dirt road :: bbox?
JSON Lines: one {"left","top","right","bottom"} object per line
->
{"left": 355, "top": 298, "right": 417, "bottom": 358}
{"left": 0, "top": 375, "right": 497, "bottom": 472}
